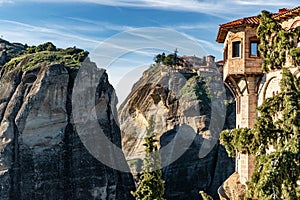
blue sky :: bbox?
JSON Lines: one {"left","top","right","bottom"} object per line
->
{"left": 0, "top": 0, "right": 299, "bottom": 104}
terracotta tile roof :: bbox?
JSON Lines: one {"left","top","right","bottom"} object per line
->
{"left": 216, "top": 16, "right": 260, "bottom": 43}
{"left": 220, "top": 16, "right": 260, "bottom": 28}
{"left": 216, "top": 6, "right": 300, "bottom": 43}
{"left": 273, "top": 6, "right": 300, "bottom": 20}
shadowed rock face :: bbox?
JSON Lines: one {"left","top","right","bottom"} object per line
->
{"left": 119, "top": 65, "right": 235, "bottom": 199}
{"left": 159, "top": 128, "right": 235, "bottom": 200}
{"left": 0, "top": 39, "right": 26, "bottom": 67}
{"left": 0, "top": 51, "right": 135, "bottom": 199}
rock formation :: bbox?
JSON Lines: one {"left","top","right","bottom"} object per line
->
{"left": 0, "top": 40, "right": 135, "bottom": 199}
{"left": 218, "top": 172, "right": 246, "bottom": 200}
{"left": 119, "top": 65, "right": 235, "bottom": 199}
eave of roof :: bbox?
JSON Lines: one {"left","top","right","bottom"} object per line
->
{"left": 216, "top": 6, "right": 300, "bottom": 43}
{"left": 273, "top": 6, "right": 300, "bottom": 21}
{"left": 216, "top": 16, "right": 260, "bottom": 43}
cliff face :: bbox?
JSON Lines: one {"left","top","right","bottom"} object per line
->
{"left": 0, "top": 41, "right": 135, "bottom": 199}
{"left": 119, "top": 65, "right": 235, "bottom": 199}
{"left": 0, "top": 39, "right": 26, "bottom": 67}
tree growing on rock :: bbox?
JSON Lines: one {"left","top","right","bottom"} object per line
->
{"left": 154, "top": 52, "right": 166, "bottom": 64}
{"left": 131, "top": 116, "right": 165, "bottom": 200}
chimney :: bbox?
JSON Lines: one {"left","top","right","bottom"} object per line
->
{"left": 278, "top": 8, "right": 289, "bottom": 14}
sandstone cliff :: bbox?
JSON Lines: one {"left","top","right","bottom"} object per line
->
{"left": 0, "top": 41, "right": 135, "bottom": 199}
{"left": 119, "top": 65, "right": 235, "bottom": 199}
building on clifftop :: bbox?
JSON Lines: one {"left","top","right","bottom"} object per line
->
{"left": 216, "top": 5, "right": 300, "bottom": 197}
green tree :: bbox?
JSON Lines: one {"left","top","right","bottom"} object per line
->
{"left": 251, "top": 12, "right": 300, "bottom": 199}
{"left": 162, "top": 54, "right": 174, "bottom": 66}
{"left": 221, "top": 69, "right": 300, "bottom": 200}
{"left": 257, "top": 10, "right": 296, "bottom": 72}
{"left": 131, "top": 116, "right": 165, "bottom": 200}
{"left": 220, "top": 10, "right": 300, "bottom": 200}
{"left": 245, "top": 68, "right": 300, "bottom": 200}
{"left": 154, "top": 52, "right": 166, "bottom": 64}
{"left": 154, "top": 54, "right": 162, "bottom": 64}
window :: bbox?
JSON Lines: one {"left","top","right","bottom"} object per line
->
{"left": 250, "top": 42, "right": 259, "bottom": 56}
{"left": 232, "top": 41, "right": 241, "bottom": 58}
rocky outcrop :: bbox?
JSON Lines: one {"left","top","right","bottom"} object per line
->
{"left": 218, "top": 172, "right": 246, "bottom": 200}
{"left": 0, "top": 45, "right": 135, "bottom": 199}
{"left": 119, "top": 66, "right": 211, "bottom": 159}
{"left": 0, "top": 39, "right": 26, "bottom": 66}
{"left": 119, "top": 65, "right": 235, "bottom": 199}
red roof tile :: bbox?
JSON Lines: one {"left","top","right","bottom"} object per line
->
{"left": 219, "top": 16, "right": 260, "bottom": 28}
{"left": 216, "top": 16, "right": 260, "bottom": 43}
{"left": 216, "top": 6, "right": 300, "bottom": 43}
{"left": 273, "top": 6, "right": 300, "bottom": 20}
{"left": 243, "top": 16, "right": 260, "bottom": 24}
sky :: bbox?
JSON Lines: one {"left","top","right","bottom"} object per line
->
{"left": 0, "top": 0, "right": 299, "bottom": 105}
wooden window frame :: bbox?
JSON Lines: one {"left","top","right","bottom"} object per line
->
{"left": 250, "top": 41, "right": 259, "bottom": 57}
{"left": 232, "top": 41, "right": 241, "bottom": 58}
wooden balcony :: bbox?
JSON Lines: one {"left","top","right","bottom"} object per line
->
{"left": 223, "top": 56, "right": 262, "bottom": 81}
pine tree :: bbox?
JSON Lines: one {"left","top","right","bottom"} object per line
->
{"left": 131, "top": 116, "right": 165, "bottom": 200}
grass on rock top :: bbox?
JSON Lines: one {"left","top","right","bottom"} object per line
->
{"left": 4, "top": 42, "right": 89, "bottom": 72}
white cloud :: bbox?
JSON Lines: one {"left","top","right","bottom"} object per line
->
{"left": 6, "top": 0, "right": 299, "bottom": 17}
{"left": 176, "top": 23, "right": 216, "bottom": 31}
{"left": 233, "top": 0, "right": 298, "bottom": 6}
{"left": 0, "top": 0, "right": 13, "bottom": 4}
{"left": 196, "top": 39, "right": 223, "bottom": 58}
{"left": 66, "top": 17, "right": 136, "bottom": 32}
{"left": 0, "top": 19, "right": 101, "bottom": 50}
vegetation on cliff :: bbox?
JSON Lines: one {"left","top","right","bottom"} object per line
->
{"left": 131, "top": 116, "right": 165, "bottom": 200}
{"left": 3, "top": 42, "right": 88, "bottom": 72}
{"left": 180, "top": 75, "right": 211, "bottom": 106}
{"left": 154, "top": 50, "right": 182, "bottom": 66}
{"left": 257, "top": 10, "right": 300, "bottom": 72}
{"left": 220, "top": 10, "right": 300, "bottom": 200}
{"left": 153, "top": 50, "right": 206, "bottom": 67}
